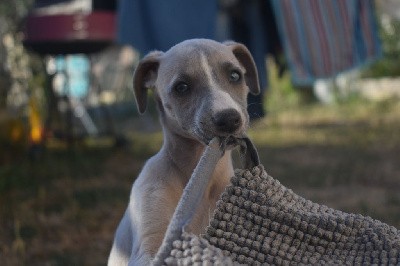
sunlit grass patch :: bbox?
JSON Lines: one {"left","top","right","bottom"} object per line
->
{"left": 251, "top": 99, "right": 400, "bottom": 149}
{"left": 127, "top": 131, "right": 163, "bottom": 158}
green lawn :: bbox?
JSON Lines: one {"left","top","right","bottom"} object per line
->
{"left": 1, "top": 99, "right": 399, "bottom": 265}
{"left": 251, "top": 99, "right": 400, "bottom": 228}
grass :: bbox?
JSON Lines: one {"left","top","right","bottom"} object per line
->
{"left": 250, "top": 99, "right": 400, "bottom": 229}
{"left": 1, "top": 93, "right": 400, "bottom": 265}
{"left": 0, "top": 146, "right": 141, "bottom": 265}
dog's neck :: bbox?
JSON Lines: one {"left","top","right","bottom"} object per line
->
{"left": 161, "top": 129, "right": 233, "bottom": 186}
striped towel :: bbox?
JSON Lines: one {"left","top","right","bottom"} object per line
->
{"left": 271, "top": 0, "right": 382, "bottom": 86}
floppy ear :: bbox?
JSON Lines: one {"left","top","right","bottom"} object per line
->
{"left": 224, "top": 41, "right": 260, "bottom": 95}
{"left": 133, "top": 51, "right": 163, "bottom": 114}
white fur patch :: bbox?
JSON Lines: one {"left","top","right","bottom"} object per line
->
{"left": 200, "top": 53, "right": 218, "bottom": 90}
{"left": 199, "top": 53, "right": 242, "bottom": 116}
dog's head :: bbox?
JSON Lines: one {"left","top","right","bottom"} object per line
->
{"left": 133, "top": 39, "right": 260, "bottom": 144}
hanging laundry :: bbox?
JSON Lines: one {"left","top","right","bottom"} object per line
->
{"left": 271, "top": 0, "right": 382, "bottom": 86}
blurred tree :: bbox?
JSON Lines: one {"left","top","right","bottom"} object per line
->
{"left": 0, "top": 0, "right": 48, "bottom": 160}
{"left": 0, "top": 0, "right": 34, "bottom": 109}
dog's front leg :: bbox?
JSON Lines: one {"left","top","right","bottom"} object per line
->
{"left": 108, "top": 210, "right": 133, "bottom": 266}
{"left": 128, "top": 185, "right": 178, "bottom": 265}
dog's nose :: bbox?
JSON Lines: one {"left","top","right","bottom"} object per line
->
{"left": 213, "top": 109, "right": 242, "bottom": 133}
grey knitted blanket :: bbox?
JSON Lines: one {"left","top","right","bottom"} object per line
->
{"left": 153, "top": 138, "right": 400, "bottom": 265}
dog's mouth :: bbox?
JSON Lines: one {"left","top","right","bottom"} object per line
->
{"left": 191, "top": 126, "right": 246, "bottom": 147}
{"left": 225, "top": 136, "right": 240, "bottom": 145}
{"left": 190, "top": 127, "right": 211, "bottom": 145}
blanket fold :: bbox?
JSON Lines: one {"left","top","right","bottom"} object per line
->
{"left": 154, "top": 138, "right": 399, "bottom": 265}
{"left": 161, "top": 165, "right": 400, "bottom": 265}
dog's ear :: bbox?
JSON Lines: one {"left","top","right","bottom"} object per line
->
{"left": 133, "top": 51, "right": 163, "bottom": 114}
{"left": 224, "top": 41, "right": 260, "bottom": 95}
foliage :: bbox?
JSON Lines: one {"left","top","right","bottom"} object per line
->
{"left": 264, "top": 58, "right": 302, "bottom": 113}
{"left": 362, "top": 16, "right": 400, "bottom": 78}
{"left": 0, "top": 0, "right": 35, "bottom": 109}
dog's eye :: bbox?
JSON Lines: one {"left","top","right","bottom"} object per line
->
{"left": 174, "top": 82, "right": 189, "bottom": 94}
{"left": 229, "top": 70, "right": 241, "bottom": 82}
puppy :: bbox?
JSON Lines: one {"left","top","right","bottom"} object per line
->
{"left": 108, "top": 39, "right": 260, "bottom": 265}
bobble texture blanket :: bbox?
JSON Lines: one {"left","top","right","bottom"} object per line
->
{"left": 153, "top": 138, "right": 400, "bottom": 265}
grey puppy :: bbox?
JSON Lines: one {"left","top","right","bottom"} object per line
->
{"left": 108, "top": 39, "right": 260, "bottom": 265}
